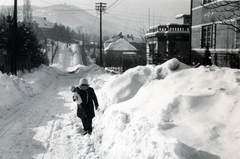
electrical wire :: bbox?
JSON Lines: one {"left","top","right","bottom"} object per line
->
{"left": 38, "top": 0, "right": 54, "bottom": 5}
{"left": 30, "top": 1, "right": 180, "bottom": 35}
{"left": 91, "top": 13, "right": 98, "bottom": 32}
{"left": 2, "top": 0, "right": 8, "bottom": 5}
{"left": 107, "top": 9, "right": 172, "bottom": 19}
{"left": 107, "top": 0, "right": 118, "bottom": 10}
{"left": 106, "top": 11, "right": 176, "bottom": 22}
{"left": 107, "top": 0, "right": 126, "bottom": 10}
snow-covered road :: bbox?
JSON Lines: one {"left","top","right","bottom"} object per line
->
{"left": 0, "top": 43, "right": 101, "bottom": 159}
{"left": 0, "top": 74, "right": 78, "bottom": 158}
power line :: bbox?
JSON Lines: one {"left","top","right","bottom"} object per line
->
{"left": 48, "top": 9, "right": 95, "bottom": 12}
{"left": 105, "top": 13, "right": 147, "bottom": 24}
{"left": 55, "top": 0, "right": 94, "bottom": 9}
{"left": 107, "top": 0, "right": 126, "bottom": 10}
{"left": 104, "top": 13, "right": 145, "bottom": 33}
{"left": 107, "top": 9, "right": 172, "bottom": 19}
{"left": 38, "top": 0, "right": 54, "bottom": 5}
{"left": 40, "top": 7, "right": 175, "bottom": 25}
{"left": 107, "top": 0, "right": 118, "bottom": 10}
{"left": 91, "top": 13, "right": 98, "bottom": 32}
{"left": 2, "top": 0, "right": 8, "bottom": 5}
{"left": 106, "top": 12, "right": 176, "bottom": 22}
{"left": 29, "top": 2, "right": 179, "bottom": 36}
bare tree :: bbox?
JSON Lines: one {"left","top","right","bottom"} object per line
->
{"left": 203, "top": 1, "right": 240, "bottom": 31}
{"left": 136, "top": 23, "right": 147, "bottom": 44}
{"left": 22, "top": 0, "right": 32, "bottom": 24}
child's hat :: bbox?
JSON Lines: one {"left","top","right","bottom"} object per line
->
{"left": 79, "top": 78, "right": 88, "bottom": 86}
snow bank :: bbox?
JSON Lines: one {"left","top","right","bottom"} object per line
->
{"left": 103, "top": 66, "right": 152, "bottom": 104}
{"left": 103, "top": 58, "right": 189, "bottom": 104}
{"left": 94, "top": 61, "right": 240, "bottom": 159}
{"left": 0, "top": 65, "right": 58, "bottom": 117}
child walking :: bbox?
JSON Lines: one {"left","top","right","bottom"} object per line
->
{"left": 71, "top": 78, "right": 99, "bottom": 135}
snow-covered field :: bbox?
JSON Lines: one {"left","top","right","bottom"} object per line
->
{"left": 0, "top": 43, "right": 240, "bottom": 159}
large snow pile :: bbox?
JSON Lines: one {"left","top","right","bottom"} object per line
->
{"left": 93, "top": 59, "right": 240, "bottom": 159}
{"left": 103, "top": 58, "right": 189, "bottom": 104}
{"left": 0, "top": 65, "right": 58, "bottom": 115}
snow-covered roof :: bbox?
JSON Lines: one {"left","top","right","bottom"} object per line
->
{"left": 123, "top": 52, "right": 137, "bottom": 55}
{"left": 32, "top": 16, "right": 55, "bottom": 29}
{"left": 104, "top": 38, "right": 137, "bottom": 51}
{"left": 175, "top": 14, "right": 190, "bottom": 19}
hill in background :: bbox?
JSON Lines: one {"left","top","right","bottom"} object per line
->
{"left": 0, "top": 4, "right": 130, "bottom": 37}
{"left": 31, "top": 4, "right": 135, "bottom": 37}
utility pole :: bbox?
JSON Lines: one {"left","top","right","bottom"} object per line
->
{"left": 13, "top": 0, "right": 18, "bottom": 75}
{"left": 189, "top": 0, "right": 193, "bottom": 65}
{"left": 148, "top": 8, "right": 150, "bottom": 28}
{"left": 95, "top": 2, "right": 106, "bottom": 67}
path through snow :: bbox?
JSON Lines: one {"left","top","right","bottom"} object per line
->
{"left": 0, "top": 42, "right": 102, "bottom": 159}
{"left": 0, "top": 72, "right": 102, "bottom": 159}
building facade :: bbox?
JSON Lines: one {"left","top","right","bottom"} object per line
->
{"left": 191, "top": 0, "right": 240, "bottom": 68}
{"left": 145, "top": 15, "right": 190, "bottom": 65}
{"left": 104, "top": 33, "right": 146, "bottom": 72}
{"left": 32, "top": 16, "right": 55, "bottom": 41}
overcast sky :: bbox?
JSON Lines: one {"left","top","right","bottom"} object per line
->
{"left": 1, "top": 0, "right": 190, "bottom": 24}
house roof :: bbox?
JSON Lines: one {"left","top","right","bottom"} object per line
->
{"left": 104, "top": 38, "right": 137, "bottom": 51}
{"left": 175, "top": 14, "right": 190, "bottom": 19}
{"left": 32, "top": 16, "right": 55, "bottom": 29}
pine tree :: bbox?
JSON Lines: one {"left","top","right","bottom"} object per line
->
{"left": 0, "top": 10, "right": 48, "bottom": 74}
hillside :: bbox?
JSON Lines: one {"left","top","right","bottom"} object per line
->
{"left": 31, "top": 4, "right": 121, "bottom": 36}
{"left": 33, "top": 5, "right": 96, "bottom": 31}
{"left": 0, "top": 4, "right": 120, "bottom": 36}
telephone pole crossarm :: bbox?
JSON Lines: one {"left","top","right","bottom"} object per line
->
{"left": 95, "top": 3, "right": 107, "bottom": 12}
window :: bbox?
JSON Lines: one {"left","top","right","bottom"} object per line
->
{"left": 236, "top": 32, "right": 240, "bottom": 48}
{"left": 201, "top": 25, "right": 213, "bottom": 48}
{"left": 149, "top": 43, "right": 156, "bottom": 57}
{"left": 235, "top": 20, "right": 240, "bottom": 48}
{"left": 203, "top": 0, "right": 215, "bottom": 4}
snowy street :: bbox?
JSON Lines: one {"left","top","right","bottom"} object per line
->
{"left": 0, "top": 74, "right": 77, "bottom": 158}
{"left": 3, "top": 0, "right": 240, "bottom": 158}
{"left": 0, "top": 43, "right": 102, "bottom": 159}
{"left": 1, "top": 43, "right": 240, "bottom": 159}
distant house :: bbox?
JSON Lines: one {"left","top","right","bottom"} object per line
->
{"left": 104, "top": 33, "right": 146, "bottom": 72}
{"left": 145, "top": 14, "right": 190, "bottom": 65}
{"left": 191, "top": 0, "right": 240, "bottom": 68}
{"left": 32, "top": 16, "right": 55, "bottom": 41}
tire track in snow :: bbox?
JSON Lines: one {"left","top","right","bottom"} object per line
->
{"left": 2, "top": 83, "right": 58, "bottom": 159}
{"left": 0, "top": 75, "right": 75, "bottom": 159}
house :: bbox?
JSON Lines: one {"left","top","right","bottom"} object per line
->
{"left": 145, "top": 14, "right": 190, "bottom": 65}
{"left": 191, "top": 0, "right": 240, "bottom": 68}
{"left": 32, "top": 16, "right": 55, "bottom": 41}
{"left": 104, "top": 33, "right": 146, "bottom": 72}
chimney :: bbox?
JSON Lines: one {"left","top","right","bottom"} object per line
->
{"left": 119, "top": 32, "right": 123, "bottom": 38}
